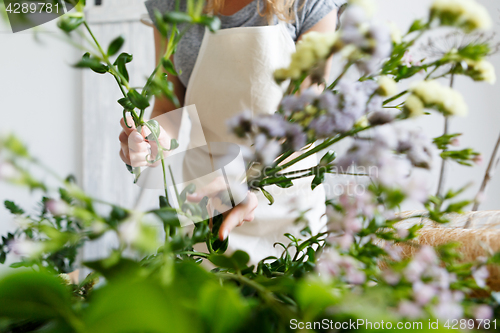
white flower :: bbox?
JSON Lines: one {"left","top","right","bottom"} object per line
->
{"left": 472, "top": 265, "right": 489, "bottom": 288}
{"left": 377, "top": 76, "right": 397, "bottom": 96}
{"left": 58, "top": 273, "right": 72, "bottom": 285}
{"left": 8, "top": 239, "right": 44, "bottom": 257}
{"left": 404, "top": 94, "right": 425, "bottom": 117}
{"left": 387, "top": 21, "right": 402, "bottom": 44}
{"left": 410, "top": 80, "right": 468, "bottom": 116}
{"left": 46, "top": 199, "right": 70, "bottom": 216}
{"left": 349, "top": 0, "right": 376, "bottom": 17}
{"left": 398, "top": 301, "right": 423, "bottom": 319}
{"left": 466, "top": 59, "right": 496, "bottom": 84}
{"left": 275, "top": 31, "right": 338, "bottom": 80}
{"left": 0, "top": 162, "right": 18, "bottom": 180}
{"left": 474, "top": 305, "right": 493, "bottom": 320}
{"left": 433, "top": 300, "right": 463, "bottom": 320}
{"left": 413, "top": 281, "right": 437, "bottom": 305}
{"left": 431, "top": 0, "right": 492, "bottom": 31}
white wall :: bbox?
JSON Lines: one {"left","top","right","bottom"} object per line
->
{"left": 0, "top": 18, "right": 82, "bottom": 270}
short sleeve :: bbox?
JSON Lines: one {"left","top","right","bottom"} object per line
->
{"left": 292, "top": 0, "right": 347, "bottom": 40}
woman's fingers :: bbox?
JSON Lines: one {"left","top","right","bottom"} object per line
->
{"left": 218, "top": 192, "right": 258, "bottom": 240}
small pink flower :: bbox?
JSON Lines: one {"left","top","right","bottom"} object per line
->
{"left": 396, "top": 228, "right": 409, "bottom": 239}
{"left": 474, "top": 305, "right": 493, "bottom": 320}
{"left": 0, "top": 162, "right": 18, "bottom": 180}
{"left": 345, "top": 268, "right": 366, "bottom": 285}
{"left": 413, "top": 282, "right": 437, "bottom": 305}
{"left": 414, "top": 245, "right": 438, "bottom": 265}
{"left": 472, "top": 266, "right": 489, "bottom": 289}
{"left": 450, "top": 138, "right": 460, "bottom": 146}
{"left": 473, "top": 154, "right": 483, "bottom": 165}
{"left": 381, "top": 269, "right": 400, "bottom": 285}
{"left": 398, "top": 301, "right": 423, "bottom": 319}
{"left": 433, "top": 301, "right": 463, "bottom": 321}
{"left": 46, "top": 199, "right": 69, "bottom": 216}
{"left": 335, "top": 233, "right": 354, "bottom": 250}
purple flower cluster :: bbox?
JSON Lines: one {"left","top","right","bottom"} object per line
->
{"left": 227, "top": 111, "right": 307, "bottom": 165}
{"left": 316, "top": 249, "right": 366, "bottom": 285}
{"left": 336, "top": 125, "right": 433, "bottom": 196}
{"left": 340, "top": 5, "right": 393, "bottom": 74}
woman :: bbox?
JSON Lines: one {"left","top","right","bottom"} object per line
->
{"left": 119, "top": 0, "right": 345, "bottom": 263}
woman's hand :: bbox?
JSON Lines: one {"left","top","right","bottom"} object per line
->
{"left": 118, "top": 116, "right": 171, "bottom": 167}
{"left": 187, "top": 177, "right": 258, "bottom": 240}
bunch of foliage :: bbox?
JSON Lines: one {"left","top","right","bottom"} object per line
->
{"left": 1, "top": 0, "right": 500, "bottom": 332}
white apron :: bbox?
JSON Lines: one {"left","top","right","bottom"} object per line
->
{"left": 184, "top": 22, "right": 326, "bottom": 265}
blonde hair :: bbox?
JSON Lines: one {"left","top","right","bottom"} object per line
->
{"left": 205, "top": 0, "right": 298, "bottom": 22}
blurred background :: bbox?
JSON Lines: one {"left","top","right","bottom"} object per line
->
{"left": 1, "top": 0, "right": 499, "bottom": 272}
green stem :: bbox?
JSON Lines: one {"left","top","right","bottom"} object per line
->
{"left": 176, "top": 251, "right": 209, "bottom": 258}
{"left": 161, "top": 158, "right": 169, "bottom": 201}
{"left": 327, "top": 61, "right": 353, "bottom": 90}
{"left": 382, "top": 90, "right": 408, "bottom": 105}
{"left": 266, "top": 126, "right": 371, "bottom": 175}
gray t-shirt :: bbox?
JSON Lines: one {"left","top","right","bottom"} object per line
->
{"left": 145, "top": 0, "right": 346, "bottom": 88}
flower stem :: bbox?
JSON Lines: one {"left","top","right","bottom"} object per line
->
{"left": 472, "top": 130, "right": 500, "bottom": 212}
{"left": 435, "top": 73, "right": 454, "bottom": 199}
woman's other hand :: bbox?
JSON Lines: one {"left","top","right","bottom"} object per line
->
{"left": 187, "top": 177, "right": 258, "bottom": 241}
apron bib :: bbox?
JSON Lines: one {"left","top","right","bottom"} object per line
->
{"left": 184, "top": 22, "right": 326, "bottom": 264}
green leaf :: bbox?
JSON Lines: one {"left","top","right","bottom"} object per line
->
{"left": 208, "top": 250, "right": 250, "bottom": 271}
{"left": 145, "top": 119, "right": 161, "bottom": 139}
{"left": 260, "top": 188, "right": 274, "bottom": 205}
{"left": 74, "top": 53, "right": 108, "bottom": 74}
{"left": 170, "top": 139, "right": 179, "bottom": 150}
{"left": 83, "top": 279, "right": 201, "bottom": 333}
{"left": 163, "top": 11, "right": 193, "bottom": 24}
{"left": 198, "top": 282, "right": 249, "bottom": 333}
{"left": 127, "top": 89, "right": 150, "bottom": 110}
{"left": 161, "top": 58, "right": 178, "bottom": 76}
{"left": 84, "top": 256, "right": 143, "bottom": 281}
{"left": 311, "top": 173, "right": 325, "bottom": 191}
{"left": 107, "top": 35, "right": 125, "bottom": 57}
{"left": 408, "top": 19, "right": 425, "bottom": 34}
{"left": 113, "top": 52, "right": 133, "bottom": 83}
{"left": 153, "top": 9, "right": 169, "bottom": 37}
{"left": 117, "top": 97, "right": 135, "bottom": 111}
{"left": 0, "top": 271, "right": 74, "bottom": 323}
{"left": 4, "top": 200, "right": 24, "bottom": 215}
{"left": 150, "top": 208, "right": 180, "bottom": 228}
{"left": 179, "top": 183, "right": 196, "bottom": 203}
{"left": 4, "top": 135, "right": 29, "bottom": 157}
{"left": 159, "top": 195, "right": 170, "bottom": 208}
{"left": 319, "top": 151, "right": 337, "bottom": 165}
{"left": 197, "top": 16, "right": 221, "bottom": 33}
{"left": 57, "top": 16, "right": 84, "bottom": 33}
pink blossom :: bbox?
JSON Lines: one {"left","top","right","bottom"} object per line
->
{"left": 473, "top": 154, "right": 483, "bottom": 165}
{"left": 450, "top": 138, "right": 460, "bottom": 146}
{"left": 474, "top": 305, "right": 493, "bottom": 320}
{"left": 396, "top": 228, "right": 409, "bottom": 239}
{"left": 432, "top": 301, "right": 463, "bottom": 321}
{"left": 472, "top": 266, "right": 489, "bottom": 289}
{"left": 381, "top": 269, "right": 400, "bottom": 285}
{"left": 398, "top": 301, "right": 423, "bottom": 319}
{"left": 0, "top": 162, "right": 18, "bottom": 180}
{"left": 334, "top": 233, "right": 354, "bottom": 250}
{"left": 345, "top": 268, "right": 366, "bottom": 285}
{"left": 414, "top": 245, "right": 438, "bottom": 265}
{"left": 413, "top": 281, "right": 437, "bottom": 305}
{"left": 404, "top": 261, "right": 426, "bottom": 282}
{"left": 46, "top": 199, "right": 69, "bottom": 216}
{"left": 8, "top": 239, "right": 44, "bottom": 257}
